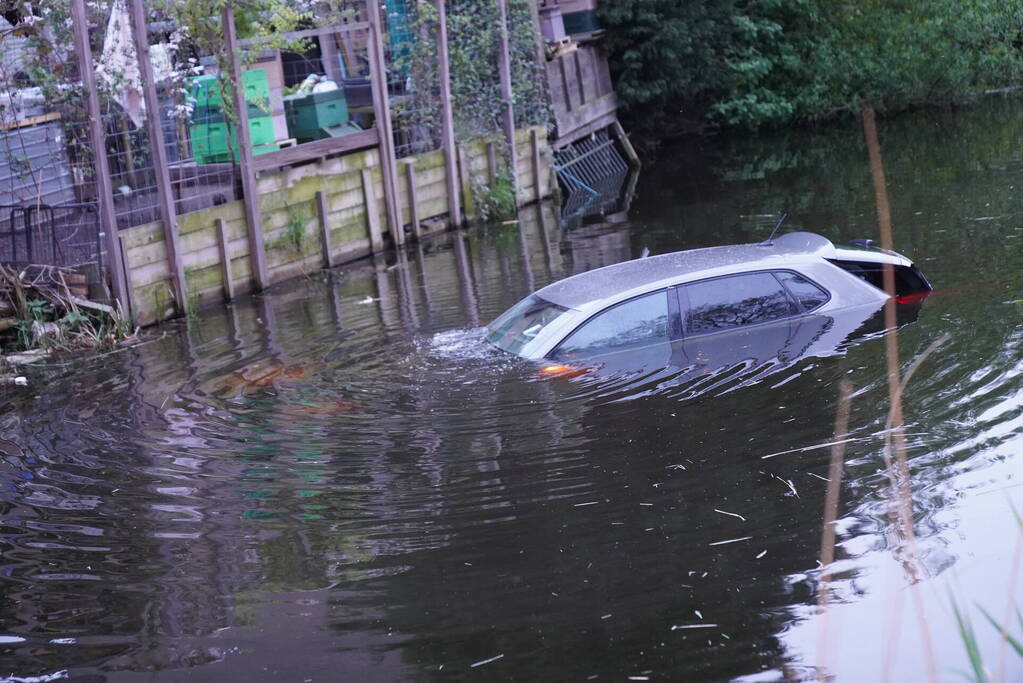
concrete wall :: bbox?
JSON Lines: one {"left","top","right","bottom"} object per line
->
{"left": 119, "top": 126, "right": 553, "bottom": 326}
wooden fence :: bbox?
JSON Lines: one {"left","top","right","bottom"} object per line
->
{"left": 120, "top": 127, "right": 552, "bottom": 325}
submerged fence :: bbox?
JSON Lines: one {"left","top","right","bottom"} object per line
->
{"left": 0, "top": 0, "right": 554, "bottom": 323}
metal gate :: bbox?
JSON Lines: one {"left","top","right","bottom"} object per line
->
{"left": 553, "top": 128, "right": 633, "bottom": 226}
{"left": 0, "top": 203, "right": 104, "bottom": 270}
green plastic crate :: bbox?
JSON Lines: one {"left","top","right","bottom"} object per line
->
{"left": 190, "top": 69, "right": 271, "bottom": 113}
{"left": 190, "top": 115, "right": 277, "bottom": 164}
{"left": 284, "top": 89, "right": 349, "bottom": 143}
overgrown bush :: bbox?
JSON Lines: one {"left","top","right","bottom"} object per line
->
{"left": 600, "top": 0, "right": 1023, "bottom": 134}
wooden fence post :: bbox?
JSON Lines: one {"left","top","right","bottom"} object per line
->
{"left": 404, "top": 161, "right": 421, "bottom": 241}
{"left": 366, "top": 8, "right": 404, "bottom": 246}
{"left": 530, "top": 127, "right": 542, "bottom": 203}
{"left": 435, "top": 0, "right": 462, "bottom": 227}
{"left": 457, "top": 143, "right": 475, "bottom": 221}
{"left": 316, "top": 190, "right": 334, "bottom": 268}
{"left": 70, "top": 0, "right": 130, "bottom": 314}
{"left": 486, "top": 141, "right": 498, "bottom": 185}
{"left": 222, "top": 4, "right": 269, "bottom": 291}
{"left": 128, "top": 0, "right": 186, "bottom": 314}
{"left": 215, "top": 218, "right": 234, "bottom": 301}
{"left": 496, "top": 0, "right": 519, "bottom": 199}
{"left": 362, "top": 168, "right": 384, "bottom": 253}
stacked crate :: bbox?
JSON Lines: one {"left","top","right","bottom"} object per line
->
{"left": 189, "top": 69, "right": 278, "bottom": 164}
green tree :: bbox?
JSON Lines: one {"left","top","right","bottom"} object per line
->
{"left": 600, "top": 0, "right": 1023, "bottom": 133}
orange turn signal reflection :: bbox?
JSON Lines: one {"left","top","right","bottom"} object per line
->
{"left": 539, "top": 364, "right": 588, "bottom": 379}
{"left": 541, "top": 364, "right": 572, "bottom": 374}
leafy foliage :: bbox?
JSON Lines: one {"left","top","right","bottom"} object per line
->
{"left": 599, "top": 0, "right": 1023, "bottom": 132}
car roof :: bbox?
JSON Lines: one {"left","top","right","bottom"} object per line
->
{"left": 535, "top": 232, "right": 907, "bottom": 310}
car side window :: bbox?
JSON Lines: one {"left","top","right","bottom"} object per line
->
{"left": 774, "top": 271, "right": 829, "bottom": 311}
{"left": 552, "top": 290, "right": 669, "bottom": 359}
{"left": 683, "top": 272, "right": 797, "bottom": 335}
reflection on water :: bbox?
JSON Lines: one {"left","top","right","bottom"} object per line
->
{"left": 2, "top": 100, "right": 1023, "bottom": 681}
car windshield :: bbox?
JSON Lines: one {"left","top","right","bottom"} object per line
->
{"left": 486, "top": 295, "right": 570, "bottom": 356}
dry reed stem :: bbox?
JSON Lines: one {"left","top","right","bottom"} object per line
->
{"left": 817, "top": 378, "right": 855, "bottom": 681}
{"left": 863, "top": 106, "right": 939, "bottom": 683}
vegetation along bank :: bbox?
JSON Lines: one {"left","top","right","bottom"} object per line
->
{"left": 599, "top": 0, "right": 1023, "bottom": 137}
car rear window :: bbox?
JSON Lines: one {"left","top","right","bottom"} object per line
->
{"left": 683, "top": 272, "right": 797, "bottom": 335}
{"left": 486, "top": 295, "right": 570, "bottom": 356}
{"left": 774, "top": 271, "right": 829, "bottom": 311}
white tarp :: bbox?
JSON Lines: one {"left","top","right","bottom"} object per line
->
{"left": 97, "top": 0, "right": 175, "bottom": 128}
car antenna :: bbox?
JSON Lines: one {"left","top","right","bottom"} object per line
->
{"left": 760, "top": 212, "right": 788, "bottom": 246}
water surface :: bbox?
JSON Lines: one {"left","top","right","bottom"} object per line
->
{"left": 3, "top": 100, "right": 1023, "bottom": 681}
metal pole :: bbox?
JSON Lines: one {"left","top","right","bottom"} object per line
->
{"left": 435, "top": 0, "right": 462, "bottom": 227}
{"left": 70, "top": 0, "right": 130, "bottom": 312}
{"left": 128, "top": 0, "right": 186, "bottom": 314}
{"left": 366, "top": 7, "right": 404, "bottom": 245}
{"left": 496, "top": 0, "right": 519, "bottom": 199}
{"left": 222, "top": 3, "right": 269, "bottom": 291}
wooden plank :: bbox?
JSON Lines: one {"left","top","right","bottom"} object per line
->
{"left": 71, "top": 0, "right": 129, "bottom": 312}
{"left": 574, "top": 49, "right": 587, "bottom": 104}
{"left": 531, "top": 128, "right": 543, "bottom": 203}
{"left": 435, "top": 0, "right": 462, "bottom": 227}
{"left": 366, "top": 8, "right": 403, "bottom": 245}
{"left": 457, "top": 143, "right": 475, "bottom": 221}
{"left": 251, "top": 129, "right": 379, "bottom": 172}
{"left": 0, "top": 111, "right": 61, "bottom": 131}
{"left": 238, "top": 22, "right": 370, "bottom": 47}
{"left": 362, "top": 168, "right": 383, "bottom": 252}
{"left": 612, "top": 119, "right": 641, "bottom": 168}
{"left": 404, "top": 161, "right": 421, "bottom": 241}
{"left": 215, "top": 218, "right": 234, "bottom": 301}
{"left": 129, "top": 0, "right": 185, "bottom": 315}
{"left": 486, "top": 141, "right": 498, "bottom": 185}
{"left": 317, "top": 190, "right": 334, "bottom": 268}
{"left": 223, "top": 4, "right": 269, "bottom": 291}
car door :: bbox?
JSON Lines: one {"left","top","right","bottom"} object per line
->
{"left": 548, "top": 289, "right": 675, "bottom": 371}
{"left": 673, "top": 272, "right": 802, "bottom": 372}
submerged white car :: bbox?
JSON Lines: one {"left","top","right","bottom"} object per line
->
{"left": 485, "top": 232, "right": 930, "bottom": 366}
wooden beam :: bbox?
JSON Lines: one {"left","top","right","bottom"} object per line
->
{"left": 362, "top": 168, "right": 384, "bottom": 252}
{"left": 496, "top": 0, "right": 519, "bottom": 199}
{"left": 128, "top": 0, "right": 186, "bottom": 315}
{"left": 486, "top": 141, "right": 497, "bottom": 185}
{"left": 457, "top": 143, "right": 474, "bottom": 221}
{"left": 435, "top": 0, "right": 461, "bottom": 227}
{"left": 238, "top": 22, "right": 370, "bottom": 47}
{"left": 316, "top": 190, "right": 334, "bottom": 268}
{"left": 215, "top": 218, "right": 235, "bottom": 301}
{"left": 0, "top": 111, "right": 61, "bottom": 131}
{"left": 251, "top": 128, "right": 379, "bottom": 172}
{"left": 530, "top": 127, "right": 542, "bottom": 203}
{"left": 367, "top": 6, "right": 403, "bottom": 245}
{"left": 223, "top": 3, "right": 269, "bottom": 291}
{"left": 71, "top": 0, "right": 129, "bottom": 313}
{"left": 611, "top": 119, "right": 641, "bottom": 168}
{"left": 404, "top": 161, "right": 421, "bottom": 241}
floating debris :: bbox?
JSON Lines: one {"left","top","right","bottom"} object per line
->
{"left": 671, "top": 624, "right": 717, "bottom": 630}
{"left": 756, "top": 550, "right": 767, "bottom": 559}
{"left": 708, "top": 536, "right": 752, "bottom": 546}
{"left": 714, "top": 509, "right": 746, "bottom": 522}
{"left": 470, "top": 654, "right": 504, "bottom": 668}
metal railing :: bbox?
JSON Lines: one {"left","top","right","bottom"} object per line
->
{"left": 0, "top": 203, "right": 103, "bottom": 270}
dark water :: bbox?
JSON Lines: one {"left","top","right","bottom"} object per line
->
{"left": 3, "top": 100, "right": 1023, "bottom": 681}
